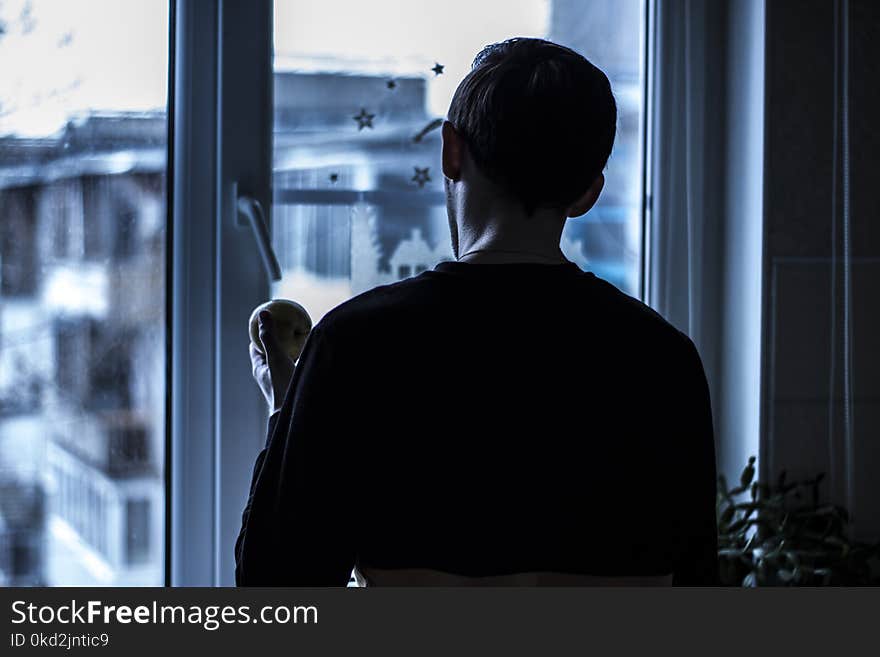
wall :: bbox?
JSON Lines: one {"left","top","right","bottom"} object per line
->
{"left": 761, "top": 0, "right": 879, "bottom": 539}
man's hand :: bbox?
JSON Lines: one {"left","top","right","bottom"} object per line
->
{"left": 250, "top": 310, "right": 295, "bottom": 413}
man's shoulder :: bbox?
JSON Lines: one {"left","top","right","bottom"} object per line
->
{"left": 315, "top": 270, "right": 700, "bottom": 365}
{"left": 313, "top": 275, "right": 430, "bottom": 335}
{"left": 587, "top": 276, "right": 708, "bottom": 403}
{"left": 589, "top": 274, "right": 695, "bottom": 354}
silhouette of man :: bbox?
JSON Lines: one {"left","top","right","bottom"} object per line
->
{"left": 236, "top": 37, "right": 719, "bottom": 586}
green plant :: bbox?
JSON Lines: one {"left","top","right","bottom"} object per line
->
{"left": 717, "top": 457, "right": 880, "bottom": 586}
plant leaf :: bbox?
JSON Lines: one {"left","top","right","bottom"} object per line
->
{"left": 740, "top": 457, "right": 756, "bottom": 488}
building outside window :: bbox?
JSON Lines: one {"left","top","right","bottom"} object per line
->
{"left": 0, "top": 0, "right": 168, "bottom": 586}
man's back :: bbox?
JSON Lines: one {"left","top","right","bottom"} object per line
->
{"left": 235, "top": 260, "right": 720, "bottom": 585}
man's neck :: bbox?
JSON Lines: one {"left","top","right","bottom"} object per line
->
{"left": 453, "top": 210, "right": 568, "bottom": 265}
{"left": 456, "top": 248, "right": 569, "bottom": 265}
{"left": 456, "top": 237, "right": 568, "bottom": 265}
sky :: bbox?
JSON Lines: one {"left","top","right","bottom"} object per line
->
{"left": 274, "top": 0, "right": 550, "bottom": 117}
{"left": 0, "top": 0, "right": 169, "bottom": 136}
{"left": 0, "top": 0, "right": 550, "bottom": 137}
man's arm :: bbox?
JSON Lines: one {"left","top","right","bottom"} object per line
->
{"left": 235, "top": 325, "right": 356, "bottom": 586}
{"left": 233, "top": 409, "right": 282, "bottom": 582}
{"left": 671, "top": 337, "right": 721, "bottom": 586}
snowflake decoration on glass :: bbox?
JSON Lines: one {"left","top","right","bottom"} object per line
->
{"left": 412, "top": 167, "right": 431, "bottom": 188}
{"left": 353, "top": 107, "right": 375, "bottom": 130}
{"left": 386, "top": 79, "right": 397, "bottom": 90}
{"left": 431, "top": 62, "right": 445, "bottom": 76}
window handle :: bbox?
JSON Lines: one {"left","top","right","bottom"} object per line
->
{"left": 236, "top": 192, "right": 282, "bottom": 282}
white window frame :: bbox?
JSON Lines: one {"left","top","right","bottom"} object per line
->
{"left": 171, "top": 0, "right": 274, "bottom": 586}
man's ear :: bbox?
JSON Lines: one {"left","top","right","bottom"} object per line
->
{"left": 441, "top": 120, "right": 464, "bottom": 181}
{"left": 566, "top": 173, "right": 605, "bottom": 218}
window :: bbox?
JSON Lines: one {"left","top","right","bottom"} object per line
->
{"left": 271, "top": 0, "right": 645, "bottom": 324}
{"left": 0, "top": 0, "right": 168, "bottom": 586}
{"left": 1, "top": 0, "right": 645, "bottom": 586}
{"left": 125, "top": 499, "right": 151, "bottom": 566}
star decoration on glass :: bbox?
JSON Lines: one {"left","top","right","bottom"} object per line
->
{"left": 329, "top": 173, "right": 339, "bottom": 184}
{"left": 431, "top": 62, "right": 444, "bottom": 76}
{"left": 352, "top": 107, "right": 375, "bottom": 130}
{"left": 412, "top": 166, "right": 431, "bottom": 188}
{"left": 386, "top": 79, "right": 397, "bottom": 90}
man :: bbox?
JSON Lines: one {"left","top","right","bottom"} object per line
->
{"left": 236, "top": 37, "right": 719, "bottom": 586}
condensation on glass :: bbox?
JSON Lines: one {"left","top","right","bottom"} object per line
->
{"left": 0, "top": 0, "right": 167, "bottom": 585}
{"left": 271, "top": 0, "right": 644, "bottom": 325}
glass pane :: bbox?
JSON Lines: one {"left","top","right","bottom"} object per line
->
{"left": 0, "top": 0, "right": 168, "bottom": 585}
{"left": 272, "top": 0, "right": 644, "bottom": 325}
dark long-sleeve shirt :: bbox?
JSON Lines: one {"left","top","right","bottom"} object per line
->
{"left": 235, "top": 260, "right": 720, "bottom": 586}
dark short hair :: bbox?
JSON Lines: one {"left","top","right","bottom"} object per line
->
{"left": 447, "top": 37, "right": 617, "bottom": 216}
